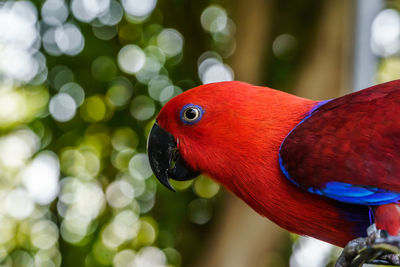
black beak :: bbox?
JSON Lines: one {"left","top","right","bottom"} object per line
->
{"left": 147, "top": 122, "right": 200, "bottom": 191}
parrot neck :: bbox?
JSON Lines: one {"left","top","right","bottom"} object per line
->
{"left": 203, "top": 90, "right": 317, "bottom": 197}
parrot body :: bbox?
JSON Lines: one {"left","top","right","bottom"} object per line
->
{"left": 148, "top": 80, "right": 400, "bottom": 247}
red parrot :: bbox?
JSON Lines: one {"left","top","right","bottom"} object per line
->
{"left": 147, "top": 80, "right": 400, "bottom": 250}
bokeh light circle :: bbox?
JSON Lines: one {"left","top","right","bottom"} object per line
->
{"left": 106, "top": 180, "right": 135, "bottom": 208}
{"left": 157, "top": 29, "right": 184, "bottom": 57}
{"left": 371, "top": 9, "right": 400, "bottom": 57}
{"left": 22, "top": 151, "right": 60, "bottom": 205}
{"left": 55, "top": 23, "right": 85, "bottom": 56}
{"left": 30, "top": 220, "right": 59, "bottom": 249}
{"left": 113, "top": 249, "right": 136, "bottom": 267}
{"left": 59, "top": 82, "right": 85, "bottom": 106}
{"left": 129, "top": 95, "right": 155, "bottom": 120}
{"left": 201, "top": 5, "right": 227, "bottom": 33}
{"left": 99, "top": 0, "right": 123, "bottom": 26}
{"left": 49, "top": 93, "right": 77, "bottom": 122}
{"left": 41, "top": 0, "right": 68, "bottom": 26}
{"left": 129, "top": 153, "right": 153, "bottom": 180}
{"left": 5, "top": 189, "right": 34, "bottom": 220}
{"left": 198, "top": 57, "right": 233, "bottom": 84}
{"left": 118, "top": 45, "right": 146, "bottom": 74}
{"left": 122, "top": 0, "right": 157, "bottom": 20}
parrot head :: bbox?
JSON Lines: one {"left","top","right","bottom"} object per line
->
{"left": 148, "top": 81, "right": 242, "bottom": 191}
{"left": 147, "top": 81, "right": 313, "bottom": 192}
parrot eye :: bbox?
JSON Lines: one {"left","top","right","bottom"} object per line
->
{"left": 180, "top": 104, "right": 204, "bottom": 125}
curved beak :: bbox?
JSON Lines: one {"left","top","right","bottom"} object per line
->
{"left": 147, "top": 122, "right": 200, "bottom": 191}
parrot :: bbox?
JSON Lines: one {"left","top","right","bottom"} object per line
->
{"left": 147, "top": 80, "right": 400, "bottom": 264}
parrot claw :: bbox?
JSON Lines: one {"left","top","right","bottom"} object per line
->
{"left": 335, "top": 229, "right": 400, "bottom": 267}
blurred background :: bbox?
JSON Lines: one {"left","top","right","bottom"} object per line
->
{"left": 0, "top": 0, "right": 399, "bottom": 266}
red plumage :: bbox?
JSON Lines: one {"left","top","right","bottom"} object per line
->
{"left": 155, "top": 80, "right": 400, "bottom": 247}
{"left": 280, "top": 80, "right": 400, "bottom": 191}
{"left": 375, "top": 204, "right": 400, "bottom": 236}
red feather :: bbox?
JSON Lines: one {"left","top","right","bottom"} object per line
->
{"left": 280, "top": 80, "right": 400, "bottom": 192}
{"left": 156, "top": 81, "right": 400, "bottom": 247}
{"left": 375, "top": 204, "right": 400, "bottom": 235}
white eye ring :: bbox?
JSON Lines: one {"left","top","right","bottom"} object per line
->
{"left": 183, "top": 107, "right": 200, "bottom": 121}
{"left": 180, "top": 104, "right": 204, "bottom": 125}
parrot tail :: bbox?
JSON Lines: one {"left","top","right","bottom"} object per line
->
{"left": 375, "top": 204, "right": 400, "bottom": 236}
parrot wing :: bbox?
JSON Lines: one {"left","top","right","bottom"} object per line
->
{"left": 279, "top": 80, "right": 400, "bottom": 205}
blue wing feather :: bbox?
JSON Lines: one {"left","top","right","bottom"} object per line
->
{"left": 279, "top": 81, "right": 400, "bottom": 206}
{"left": 316, "top": 182, "right": 400, "bottom": 205}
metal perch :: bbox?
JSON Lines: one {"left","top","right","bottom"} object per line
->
{"left": 335, "top": 230, "right": 400, "bottom": 267}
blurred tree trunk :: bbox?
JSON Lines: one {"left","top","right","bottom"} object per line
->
{"left": 295, "top": 0, "right": 354, "bottom": 98}
{"left": 194, "top": 2, "right": 287, "bottom": 266}
{"left": 193, "top": 0, "right": 354, "bottom": 266}
{"left": 193, "top": 1, "right": 288, "bottom": 267}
